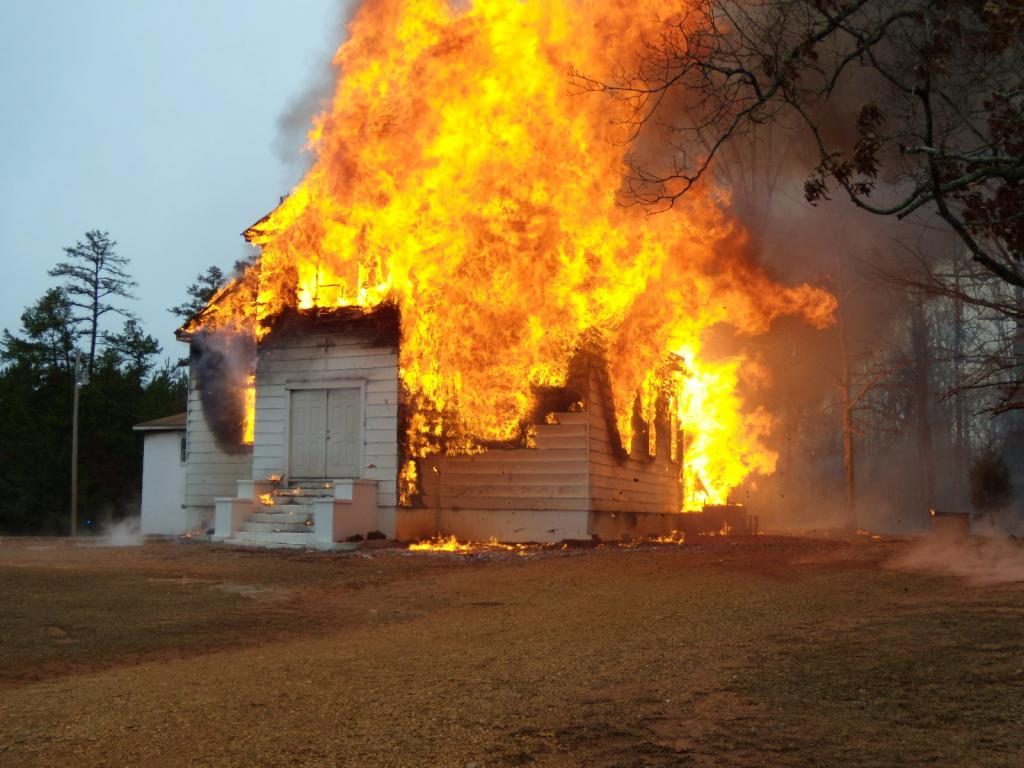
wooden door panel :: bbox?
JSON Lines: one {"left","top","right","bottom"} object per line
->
{"left": 326, "top": 388, "right": 361, "bottom": 478}
{"left": 289, "top": 389, "right": 327, "bottom": 477}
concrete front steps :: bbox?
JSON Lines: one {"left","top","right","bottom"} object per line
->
{"left": 225, "top": 530, "right": 318, "bottom": 549}
{"left": 229, "top": 484, "right": 321, "bottom": 548}
{"left": 217, "top": 478, "right": 380, "bottom": 549}
{"left": 244, "top": 508, "right": 315, "bottom": 533}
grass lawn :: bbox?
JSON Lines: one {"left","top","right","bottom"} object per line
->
{"left": 0, "top": 535, "right": 1021, "bottom": 767}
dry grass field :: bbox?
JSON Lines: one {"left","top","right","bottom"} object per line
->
{"left": 1, "top": 535, "right": 1022, "bottom": 767}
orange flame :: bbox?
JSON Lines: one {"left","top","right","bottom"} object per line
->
{"left": 408, "top": 535, "right": 473, "bottom": 552}
{"left": 652, "top": 531, "right": 686, "bottom": 545}
{"left": 242, "top": 374, "right": 256, "bottom": 446}
{"left": 199, "top": 0, "right": 835, "bottom": 507}
{"left": 408, "top": 535, "right": 531, "bottom": 553}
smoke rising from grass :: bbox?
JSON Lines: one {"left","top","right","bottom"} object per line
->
{"left": 888, "top": 529, "right": 1024, "bottom": 586}
{"left": 104, "top": 518, "right": 144, "bottom": 547}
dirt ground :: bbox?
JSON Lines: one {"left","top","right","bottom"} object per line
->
{"left": 1, "top": 535, "right": 1022, "bottom": 767}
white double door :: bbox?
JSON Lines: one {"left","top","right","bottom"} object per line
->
{"left": 288, "top": 387, "right": 361, "bottom": 479}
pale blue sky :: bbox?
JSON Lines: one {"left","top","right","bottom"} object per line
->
{"left": 1, "top": 1, "right": 347, "bottom": 358}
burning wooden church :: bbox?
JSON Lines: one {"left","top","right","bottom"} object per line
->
{"left": 179, "top": 298, "right": 690, "bottom": 547}
{"left": 174, "top": 0, "right": 836, "bottom": 547}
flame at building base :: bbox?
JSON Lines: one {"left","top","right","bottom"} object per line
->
{"left": 408, "top": 535, "right": 532, "bottom": 553}
{"left": 195, "top": 0, "right": 836, "bottom": 508}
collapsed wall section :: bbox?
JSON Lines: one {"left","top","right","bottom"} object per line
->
{"left": 409, "top": 350, "right": 683, "bottom": 543}
{"left": 585, "top": 354, "right": 681, "bottom": 512}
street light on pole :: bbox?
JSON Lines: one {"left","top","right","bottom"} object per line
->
{"left": 71, "top": 351, "right": 88, "bottom": 538}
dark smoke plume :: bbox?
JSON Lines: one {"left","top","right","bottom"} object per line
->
{"left": 190, "top": 330, "right": 256, "bottom": 454}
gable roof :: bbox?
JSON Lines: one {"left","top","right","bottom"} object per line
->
{"left": 174, "top": 277, "right": 249, "bottom": 341}
{"left": 133, "top": 412, "right": 187, "bottom": 432}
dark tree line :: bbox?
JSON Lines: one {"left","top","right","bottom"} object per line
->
{"left": 0, "top": 231, "right": 217, "bottom": 535}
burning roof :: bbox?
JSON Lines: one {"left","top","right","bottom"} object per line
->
{"left": 188, "top": 0, "right": 836, "bottom": 508}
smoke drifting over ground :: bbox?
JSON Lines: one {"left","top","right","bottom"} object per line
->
{"left": 889, "top": 530, "right": 1024, "bottom": 586}
{"left": 104, "top": 518, "right": 143, "bottom": 547}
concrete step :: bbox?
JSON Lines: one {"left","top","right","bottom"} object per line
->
{"left": 228, "top": 531, "right": 318, "bottom": 549}
{"left": 262, "top": 484, "right": 335, "bottom": 506}
{"left": 259, "top": 503, "right": 318, "bottom": 516}
{"left": 266, "top": 495, "right": 318, "bottom": 506}
{"left": 242, "top": 521, "right": 312, "bottom": 534}
{"left": 272, "top": 491, "right": 328, "bottom": 503}
{"left": 287, "top": 481, "right": 335, "bottom": 492}
{"left": 247, "top": 510, "right": 314, "bottom": 525}
{"left": 278, "top": 484, "right": 334, "bottom": 494}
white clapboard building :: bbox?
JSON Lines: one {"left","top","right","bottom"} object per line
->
{"left": 176, "top": 300, "right": 684, "bottom": 549}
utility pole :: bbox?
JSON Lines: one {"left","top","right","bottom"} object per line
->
{"left": 71, "top": 351, "right": 87, "bottom": 537}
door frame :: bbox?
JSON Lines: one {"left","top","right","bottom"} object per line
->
{"left": 283, "top": 378, "right": 366, "bottom": 480}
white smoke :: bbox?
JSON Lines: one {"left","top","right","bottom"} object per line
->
{"left": 888, "top": 528, "right": 1024, "bottom": 586}
{"left": 104, "top": 517, "right": 143, "bottom": 547}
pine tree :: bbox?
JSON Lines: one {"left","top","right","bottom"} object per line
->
{"left": 168, "top": 265, "right": 226, "bottom": 320}
{"left": 48, "top": 230, "right": 137, "bottom": 374}
{"left": 1, "top": 288, "right": 77, "bottom": 372}
{"left": 103, "top": 319, "right": 162, "bottom": 383}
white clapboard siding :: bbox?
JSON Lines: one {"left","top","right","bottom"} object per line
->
{"left": 183, "top": 374, "right": 253, "bottom": 515}
{"left": 420, "top": 424, "right": 591, "bottom": 528}
{"left": 436, "top": 508, "right": 590, "bottom": 542}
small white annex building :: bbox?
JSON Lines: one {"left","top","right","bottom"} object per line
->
{"left": 133, "top": 412, "right": 188, "bottom": 535}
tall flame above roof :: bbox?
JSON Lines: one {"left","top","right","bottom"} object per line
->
{"left": 202, "top": 0, "right": 836, "bottom": 506}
